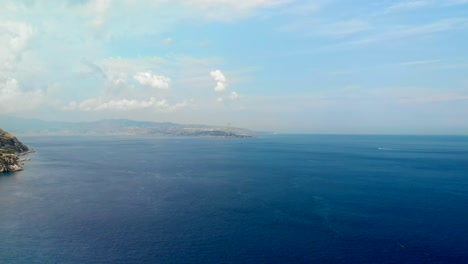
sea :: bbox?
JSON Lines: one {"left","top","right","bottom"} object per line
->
{"left": 1, "top": 135, "right": 467, "bottom": 263}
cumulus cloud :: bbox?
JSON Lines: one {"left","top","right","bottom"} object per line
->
{"left": 134, "top": 71, "right": 171, "bottom": 89}
{"left": 0, "top": 78, "right": 43, "bottom": 113}
{"left": 210, "top": 69, "right": 228, "bottom": 92}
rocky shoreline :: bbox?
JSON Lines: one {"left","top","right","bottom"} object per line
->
{"left": 0, "top": 150, "right": 35, "bottom": 173}
{"left": 0, "top": 154, "right": 22, "bottom": 173}
{"left": 0, "top": 128, "right": 33, "bottom": 173}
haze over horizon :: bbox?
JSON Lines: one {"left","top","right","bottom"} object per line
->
{"left": 1, "top": 0, "right": 467, "bottom": 134}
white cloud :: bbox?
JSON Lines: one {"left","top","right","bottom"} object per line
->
{"left": 214, "top": 82, "right": 227, "bottom": 92}
{"left": 134, "top": 71, "right": 171, "bottom": 89}
{"left": 63, "top": 101, "right": 78, "bottom": 111}
{"left": 0, "top": 21, "right": 35, "bottom": 71}
{"left": 78, "top": 97, "right": 157, "bottom": 111}
{"left": 210, "top": 69, "right": 228, "bottom": 92}
{"left": 2, "top": 22, "right": 35, "bottom": 54}
{"left": 217, "top": 97, "right": 224, "bottom": 102}
{"left": 230, "top": 91, "right": 239, "bottom": 100}
{"left": 84, "top": 0, "right": 111, "bottom": 28}
{"left": 170, "top": 100, "right": 189, "bottom": 111}
{"left": 65, "top": 96, "right": 189, "bottom": 112}
{"left": 0, "top": 78, "right": 43, "bottom": 113}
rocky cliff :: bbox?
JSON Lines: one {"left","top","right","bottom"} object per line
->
{"left": 0, "top": 128, "right": 29, "bottom": 173}
{"left": 0, "top": 154, "right": 23, "bottom": 172}
{"left": 0, "top": 128, "right": 29, "bottom": 154}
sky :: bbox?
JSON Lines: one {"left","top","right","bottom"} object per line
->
{"left": 0, "top": 0, "right": 467, "bottom": 134}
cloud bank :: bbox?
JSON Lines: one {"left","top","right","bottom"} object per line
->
{"left": 0, "top": 78, "right": 43, "bottom": 113}
{"left": 65, "top": 97, "right": 188, "bottom": 112}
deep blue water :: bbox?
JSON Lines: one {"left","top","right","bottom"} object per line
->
{"left": 1, "top": 135, "right": 468, "bottom": 263}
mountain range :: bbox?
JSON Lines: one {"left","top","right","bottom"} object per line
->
{"left": 0, "top": 117, "right": 255, "bottom": 138}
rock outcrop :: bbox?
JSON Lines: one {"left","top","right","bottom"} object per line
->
{"left": 0, "top": 154, "right": 23, "bottom": 173}
{"left": 0, "top": 128, "right": 29, "bottom": 173}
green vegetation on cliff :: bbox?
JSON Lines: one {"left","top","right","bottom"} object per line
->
{"left": 0, "top": 128, "right": 29, "bottom": 154}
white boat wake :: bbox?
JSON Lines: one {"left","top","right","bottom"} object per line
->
{"left": 378, "top": 147, "right": 397, "bottom": 151}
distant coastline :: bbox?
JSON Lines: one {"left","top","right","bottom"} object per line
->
{"left": 0, "top": 118, "right": 257, "bottom": 138}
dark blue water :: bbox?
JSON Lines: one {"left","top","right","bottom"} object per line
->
{"left": 1, "top": 135, "right": 468, "bottom": 263}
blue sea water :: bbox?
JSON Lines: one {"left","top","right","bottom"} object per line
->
{"left": 1, "top": 135, "right": 468, "bottom": 263}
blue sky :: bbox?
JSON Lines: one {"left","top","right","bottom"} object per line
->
{"left": 0, "top": 0, "right": 467, "bottom": 134}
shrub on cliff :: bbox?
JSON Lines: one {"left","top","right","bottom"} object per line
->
{"left": 0, "top": 128, "right": 29, "bottom": 154}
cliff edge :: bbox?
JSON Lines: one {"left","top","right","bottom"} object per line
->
{"left": 0, "top": 128, "right": 29, "bottom": 173}
{"left": 0, "top": 128, "right": 28, "bottom": 153}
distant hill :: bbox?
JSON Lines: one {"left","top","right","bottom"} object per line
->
{"left": 0, "top": 118, "right": 255, "bottom": 138}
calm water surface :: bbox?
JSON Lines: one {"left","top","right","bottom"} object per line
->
{"left": 1, "top": 135, "right": 467, "bottom": 263}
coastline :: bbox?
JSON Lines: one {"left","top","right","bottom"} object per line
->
{"left": 0, "top": 149, "right": 35, "bottom": 173}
